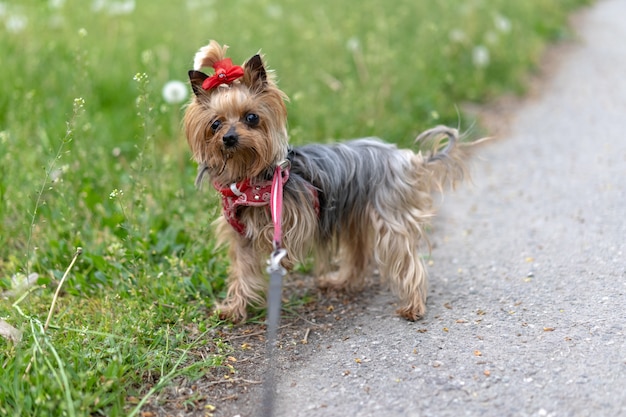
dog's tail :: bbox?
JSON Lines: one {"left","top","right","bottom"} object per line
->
{"left": 414, "top": 125, "right": 460, "bottom": 161}
{"left": 413, "top": 125, "right": 469, "bottom": 192}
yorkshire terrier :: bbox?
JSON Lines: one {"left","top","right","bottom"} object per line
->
{"left": 184, "top": 40, "right": 472, "bottom": 323}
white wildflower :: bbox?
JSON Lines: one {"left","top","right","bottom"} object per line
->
{"left": 92, "top": 0, "right": 105, "bottom": 11}
{"left": 109, "top": 0, "right": 135, "bottom": 15}
{"left": 449, "top": 29, "right": 467, "bottom": 44}
{"left": 50, "top": 165, "right": 69, "bottom": 182}
{"left": 109, "top": 189, "right": 123, "bottom": 199}
{"left": 186, "top": 0, "right": 214, "bottom": 10}
{"left": 92, "top": 0, "right": 135, "bottom": 15}
{"left": 162, "top": 80, "right": 188, "bottom": 104}
{"left": 49, "top": 0, "right": 66, "bottom": 9}
{"left": 346, "top": 37, "right": 360, "bottom": 52}
{"left": 74, "top": 97, "right": 85, "bottom": 109}
{"left": 133, "top": 72, "right": 148, "bottom": 83}
{"left": 494, "top": 14, "right": 512, "bottom": 33}
{"left": 266, "top": 4, "right": 283, "bottom": 19}
{"left": 472, "top": 45, "right": 490, "bottom": 68}
{"left": 6, "top": 14, "right": 27, "bottom": 33}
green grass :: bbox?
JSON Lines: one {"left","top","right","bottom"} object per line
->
{"left": 0, "top": 0, "right": 590, "bottom": 415}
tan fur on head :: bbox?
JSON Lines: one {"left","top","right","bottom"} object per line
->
{"left": 184, "top": 41, "right": 289, "bottom": 186}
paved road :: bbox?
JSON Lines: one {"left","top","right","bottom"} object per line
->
{"left": 222, "top": 1, "right": 626, "bottom": 416}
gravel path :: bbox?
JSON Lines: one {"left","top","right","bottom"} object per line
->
{"left": 215, "top": 1, "right": 626, "bottom": 416}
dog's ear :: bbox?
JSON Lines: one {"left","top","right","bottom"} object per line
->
{"left": 242, "top": 54, "right": 267, "bottom": 92}
{"left": 188, "top": 70, "right": 209, "bottom": 97}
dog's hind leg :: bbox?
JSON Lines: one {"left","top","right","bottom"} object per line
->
{"left": 370, "top": 209, "right": 429, "bottom": 321}
{"left": 317, "top": 225, "right": 371, "bottom": 293}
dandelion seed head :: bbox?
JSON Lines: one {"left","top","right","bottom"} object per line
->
{"left": 494, "top": 14, "right": 512, "bottom": 33}
{"left": 92, "top": 0, "right": 135, "bottom": 15}
{"left": 346, "top": 37, "right": 360, "bottom": 52}
{"left": 162, "top": 80, "right": 188, "bottom": 104}
{"left": 6, "top": 14, "right": 27, "bottom": 33}
{"left": 186, "top": 0, "right": 215, "bottom": 10}
{"left": 472, "top": 45, "right": 490, "bottom": 68}
{"left": 266, "top": 4, "right": 283, "bottom": 19}
{"left": 449, "top": 29, "right": 467, "bottom": 44}
{"left": 49, "top": 0, "right": 66, "bottom": 9}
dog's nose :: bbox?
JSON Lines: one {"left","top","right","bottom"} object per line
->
{"left": 223, "top": 127, "right": 238, "bottom": 148}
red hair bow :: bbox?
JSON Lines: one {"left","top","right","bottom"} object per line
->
{"left": 202, "top": 58, "right": 244, "bottom": 90}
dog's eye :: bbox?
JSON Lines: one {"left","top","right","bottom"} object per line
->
{"left": 210, "top": 120, "right": 222, "bottom": 132}
{"left": 244, "top": 113, "right": 259, "bottom": 126}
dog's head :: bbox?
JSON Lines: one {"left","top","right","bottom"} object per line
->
{"left": 184, "top": 40, "right": 288, "bottom": 186}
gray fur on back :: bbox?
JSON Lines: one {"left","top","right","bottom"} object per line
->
{"left": 287, "top": 138, "right": 412, "bottom": 240}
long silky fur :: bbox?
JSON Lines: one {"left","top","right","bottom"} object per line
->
{"left": 184, "top": 40, "right": 471, "bottom": 322}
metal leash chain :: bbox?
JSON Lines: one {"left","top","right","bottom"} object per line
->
{"left": 261, "top": 160, "right": 290, "bottom": 417}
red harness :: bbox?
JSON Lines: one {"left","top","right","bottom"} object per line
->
{"left": 214, "top": 167, "right": 319, "bottom": 238}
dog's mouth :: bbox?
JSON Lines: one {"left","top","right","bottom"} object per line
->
{"left": 216, "top": 152, "right": 232, "bottom": 176}
{"left": 210, "top": 145, "right": 268, "bottom": 184}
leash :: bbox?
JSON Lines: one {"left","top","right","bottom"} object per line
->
{"left": 261, "top": 159, "right": 290, "bottom": 417}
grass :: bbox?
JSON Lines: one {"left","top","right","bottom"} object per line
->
{"left": 0, "top": 0, "right": 590, "bottom": 415}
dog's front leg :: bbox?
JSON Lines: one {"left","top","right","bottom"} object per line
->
{"left": 216, "top": 237, "right": 266, "bottom": 323}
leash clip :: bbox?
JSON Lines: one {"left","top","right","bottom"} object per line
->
{"left": 267, "top": 248, "right": 287, "bottom": 275}
{"left": 277, "top": 159, "right": 291, "bottom": 171}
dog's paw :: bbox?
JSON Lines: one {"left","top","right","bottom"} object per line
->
{"left": 215, "top": 302, "right": 248, "bottom": 323}
{"left": 396, "top": 304, "right": 426, "bottom": 322}
{"left": 317, "top": 271, "right": 349, "bottom": 291}
{"left": 318, "top": 270, "right": 366, "bottom": 293}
